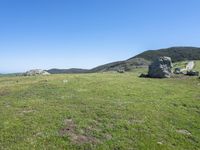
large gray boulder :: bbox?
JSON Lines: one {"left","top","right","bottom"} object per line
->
{"left": 148, "top": 57, "right": 173, "bottom": 78}
{"left": 24, "top": 69, "right": 50, "bottom": 76}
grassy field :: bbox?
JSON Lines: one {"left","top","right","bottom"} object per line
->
{"left": 0, "top": 62, "right": 200, "bottom": 150}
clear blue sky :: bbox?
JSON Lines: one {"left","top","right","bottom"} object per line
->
{"left": 0, "top": 0, "right": 200, "bottom": 73}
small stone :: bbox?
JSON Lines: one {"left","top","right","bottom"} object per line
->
{"left": 117, "top": 70, "right": 125, "bottom": 73}
{"left": 63, "top": 80, "right": 68, "bottom": 83}
{"left": 176, "top": 129, "right": 191, "bottom": 136}
{"left": 157, "top": 142, "right": 163, "bottom": 145}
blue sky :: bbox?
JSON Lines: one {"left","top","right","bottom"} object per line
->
{"left": 0, "top": 0, "right": 200, "bottom": 73}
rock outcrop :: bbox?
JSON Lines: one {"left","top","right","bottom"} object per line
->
{"left": 24, "top": 69, "right": 50, "bottom": 76}
{"left": 148, "top": 56, "right": 173, "bottom": 78}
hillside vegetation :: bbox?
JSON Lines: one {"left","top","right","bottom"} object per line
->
{"left": 47, "top": 68, "right": 89, "bottom": 74}
{"left": 0, "top": 62, "right": 200, "bottom": 149}
{"left": 44, "top": 47, "right": 200, "bottom": 74}
{"left": 90, "top": 58, "right": 151, "bottom": 72}
{"left": 133, "top": 47, "right": 200, "bottom": 62}
{"left": 91, "top": 47, "right": 200, "bottom": 73}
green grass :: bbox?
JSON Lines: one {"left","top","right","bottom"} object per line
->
{"left": 173, "top": 61, "right": 188, "bottom": 69}
{"left": 194, "top": 61, "right": 200, "bottom": 71}
{"left": 0, "top": 67, "right": 200, "bottom": 149}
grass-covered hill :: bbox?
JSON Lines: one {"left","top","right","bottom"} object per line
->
{"left": 46, "top": 58, "right": 151, "bottom": 74}
{"left": 47, "top": 68, "right": 89, "bottom": 74}
{"left": 92, "top": 47, "right": 200, "bottom": 72}
{"left": 90, "top": 58, "right": 151, "bottom": 72}
{"left": 132, "top": 47, "right": 200, "bottom": 62}
{"left": 0, "top": 62, "right": 200, "bottom": 149}
{"left": 47, "top": 47, "right": 200, "bottom": 74}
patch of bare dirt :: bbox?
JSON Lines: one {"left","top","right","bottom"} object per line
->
{"left": 104, "top": 134, "right": 112, "bottom": 140}
{"left": 0, "top": 89, "right": 10, "bottom": 96}
{"left": 128, "top": 119, "right": 144, "bottom": 124}
{"left": 33, "top": 132, "right": 43, "bottom": 137}
{"left": 59, "top": 119, "right": 99, "bottom": 144}
{"left": 21, "top": 110, "right": 35, "bottom": 114}
{"left": 19, "top": 109, "right": 36, "bottom": 115}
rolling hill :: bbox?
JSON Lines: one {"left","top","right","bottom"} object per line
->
{"left": 45, "top": 47, "right": 200, "bottom": 74}
{"left": 46, "top": 68, "right": 89, "bottom": 74}
{"left": 90, "top": 58, "right": 151, "bottom": 72}
{"left": 132, "top": 46, "right": 200, "bottom": 62}
{"left": 92, "top": 47, "right": 200, "bottom": 72}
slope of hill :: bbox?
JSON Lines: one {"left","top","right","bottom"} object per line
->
{"left": 132, "top": 47, "right": 200, "bottom": 62}
{"left": 90, "top": 58, "right": 151, "bottom": 72}
{"left": 46, "top": 47, "right": 200, "bottom": 74}
{"left": 91, "top": 47, "right": 200, "bottom": 72}
{"left": 46, "top": 68, "right": 89, "bottom": 74}
{"left": 90, "top": 47, "right": 200, "bottom": 72}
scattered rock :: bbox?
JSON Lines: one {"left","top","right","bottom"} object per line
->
{"left": 21, "top": 109, "right": 35, "bottom": 114}
{"left": 24, "top": 69, "right": 50, "bottom": 76}
{"left": 176, "top": 129, "right": 191, "bottom": 136}
{"left": 186, "top": 71, "right": 199, "bottom": 76}
{"left": 148, "top": 56, "right": 173, "bottom": 78}
{"left": 117, "top": 70, "right": 125, "bottom": 73}
{"left": 157, "top": 141, "right": 163, "bottom": 145}
{"left": 63, "top": 80, "right": 68, "bottom": 83}
{"left": 174, "top": 68, "right": 183, "bottom": 74}
{"left": 186, "top": 61, "right": 195, "bottom": 71}
{"left": 19, "top": 109, "right": 36, "bottom": 115}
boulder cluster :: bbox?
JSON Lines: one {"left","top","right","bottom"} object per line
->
{"left": 24, "top": 69, "right": 50, "bottom": 76}
{"left": 140, "top": 56, "right": 199, "bottom": 78}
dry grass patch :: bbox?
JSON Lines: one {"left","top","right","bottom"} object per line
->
{"left": 59, "top": 119, "right": 99, "bottom": 144}
{"left": 0, "top": 89, "right": 10, "bottom": 96}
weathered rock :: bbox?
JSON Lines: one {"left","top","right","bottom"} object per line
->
{"left": 117, "top": 70, "right": 125, "bottom": 73}
{"left": 186, "top": 71, "right": 199, "bottom": 76}
{"left": 186, "top": 61, "right": 195, "bottom": 71}
{"left": 176, "top": 129, "right": 191, "bottom": 136}
{"left": 174, "top": 68, "right": 183, "bottom": 74}
{"left": 24, "top": 69, "right": 50, "bottom": 76}
{"left": 148, "top": 56, "right": 173, "bottom": 78}
{"left": 139, "top": 73, "right": 148, "bottom": 78}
